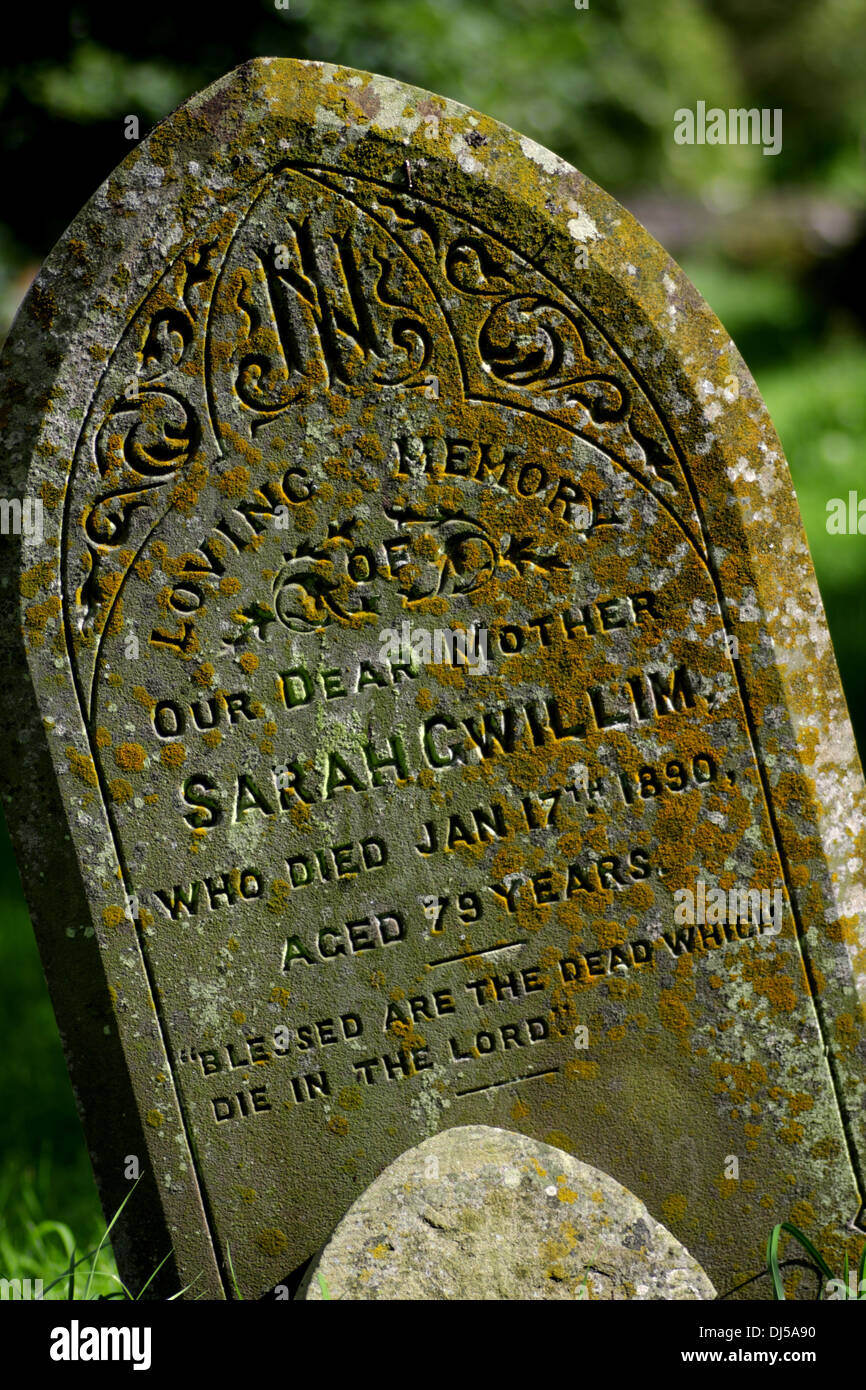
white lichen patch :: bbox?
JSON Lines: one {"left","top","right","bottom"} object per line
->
{"left": 726, "top": 455, "right": 758, "bottom": 485}
{"left": 519, "top": 134, "right": 569, "bottom": 177}
{"left": 566, "top": 210, "right": 600, "bottom": 243}
{"left": 448, "top": 134, "right": 481, "bottom": 175}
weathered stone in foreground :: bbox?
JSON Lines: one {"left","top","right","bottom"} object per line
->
{"left": 2, "top": 57, "right": 866, "bottom": 1302}
{"left": 302, "top": 1126, "right": 715, "bottom": 1300}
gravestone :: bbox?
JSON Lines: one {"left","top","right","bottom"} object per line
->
{"left": 300, "top": 1125, "right": 716, "bottom": 1300}
{"left": 1, "top": 57, "right": 865, "bottom": 1301}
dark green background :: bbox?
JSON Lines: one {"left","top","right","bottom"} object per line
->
{"left": 1, "top": 0, "right": 864, "bottom": 1292}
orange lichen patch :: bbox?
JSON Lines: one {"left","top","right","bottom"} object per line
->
{"left": 102, "top": 905, "right": 127, "bottom": 929}
{"left": 662, "top": 1194, "right": 688, "bottom": 1226}
{"left": 114, "top": 742, "right": 146, "bottom": 771}
{"left": 132, "top": 685, "right": 156, "bottom": 711}
{"left": 220, "top": 575, "right": 243, "bottom": 596}
{"left": 788, "top": 1093, "right": 814, "bottom": 1117}
{"left": 231, "top": 1010, "right": 245, "bottom": 1025}
{"left": 269, "top": 986, "right": 290, "bottom": 1008}
{"left": 289, "top": 799, "right": 313, "bottom": 830}
{"left": 145, "top": 1110, "right": 164, "bottom": 1129}
{"left": 356, "top": 433, "right": 385, "bottom": 461}
{"left": 39, "top": 480, "right": 64, "bottom": 509}
{"left": 328, "top": 1115, "right": 349, "bottom": 1136}
{"left": 338, "top": 1087, "right": 363, "bottom": 1111}
{"left": 387, "top": 1019, "right": 427, "bottom": 1053}
{"left": 194, "top": 663, "right": 215, "bottom": 688}
{"left": 658, "top": 991, "right": 692, "bottom": 1041}
{"left": 109, "top": 779, "right": 133, "bottom": 803}
{"left": 203, "top": 729, "right": 222, "bottom": 748}
{"left": 835, "top": 1014, "right": 858, "bottom": 1053}
{"left": 790, "top": 1200, "right": 816, "bottom": 1229}
{"left": 834, "top": 915, "right": 860, "bottom": 948}
{"left": 267, "top": 879, "right": 290, "bottom": 914}
{"left": 217, "top": 464, "right": 250, "bottom": 497}
{"left": 24, "top": 595, "right": 61, "bottom": 643}
{"left": 565, "top": 1058, "right": 600, "bottom": 1080}
{"left": 543, "top": 1131, "right": 574, "bottom": 1154}
{"left": 160, "top": 743, "right": 186, "bottom": 768}
{"left": 66, "top": 747, "right": 98, "bottom": 786}
{"left": 810, "top": 1136, "right": 840, "bottom": 1160}
{"left": 94, "top": 726, "right": 112, "bottom": 748}
{"left": 779, "top": 1122, "right": 805, "bottom": 1146}
{"left": 596, "top": 922, "right": 629, "bottom": 951}
{"left": 239, "top": 651, "right": 259, "bottom": 674}
{"left": 255, "top": 1229, "right": 288, "bottom": 1257}
{"left": 170, "top": 459, "right": 209, "bottom": 514}
{"left": 712, "top": 1058, "right": 769, "bottom": 1102}
{"left": 19, "top": 560, "right": 55, "bottom": 598}
{"left": 105, "top": 598, "right": 125, "bottom": 637}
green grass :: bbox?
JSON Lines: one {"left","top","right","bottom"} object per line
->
{"left": 0, "top": 876, "right": 116, "bottom": 1298}
{"left": 0, "top": 1171, "right": 198, "bottom": 1300}
{"left": 0, "top": 1162, "right": 119, "bottom": 1299}
{"left": 767, "top": 1221, "right": 866, "bottom": 1301}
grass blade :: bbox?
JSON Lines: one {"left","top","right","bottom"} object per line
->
{"left": 767, "top": 1221, "right": 836, "bottom": 1300}
{"left": 135, "top": 1250, "right": 172, "bottom": 1301}
{"left": 766, "top": 1224, "right": 786, "bottom": 1300}
{"left": 82, "top": 1176, "right": 142, "bottom": 1301}
{"left": 225, "top": 1243, "right": 243, "bottom": 1300}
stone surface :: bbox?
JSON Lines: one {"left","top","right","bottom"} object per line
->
{"left": 301, "top": 1125, "right": 716, "bottom": 1299}
{"left": 1, "top": 57, "right": 865, "bottom": 1301}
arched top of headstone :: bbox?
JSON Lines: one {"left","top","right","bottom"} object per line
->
{"left": 1, "top": 59, "right": 864, "bottom": 1300}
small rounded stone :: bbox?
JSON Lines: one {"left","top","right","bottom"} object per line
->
{"left": 300, "top": 1125, "right": 716, "bottom": 1300}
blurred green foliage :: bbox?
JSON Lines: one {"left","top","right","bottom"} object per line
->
{"left": 1, "top": 0, "right": 864, "bottom": 1290}
{"left": 1, "top": 0, "right": 864, "bottom": 275}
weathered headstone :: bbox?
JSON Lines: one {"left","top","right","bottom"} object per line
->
{"left": 1, "top": 57, "right": 865, "bottom": 1301}
{"left": 300, "top": 1125, "right": 716, "bottom": 1300}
